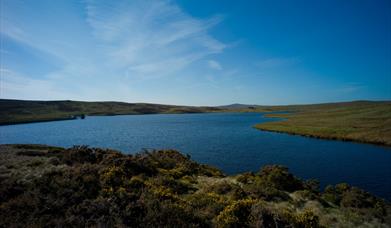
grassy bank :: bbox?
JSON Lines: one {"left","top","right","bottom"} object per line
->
{"left": 0, "top": 99, "right": 222, "bottom": 125}
{"left": 0, "top": 144, "right": 390, "bottom": 227}
{"left": 255, "top": 101, "right": 391, "bottom": 146}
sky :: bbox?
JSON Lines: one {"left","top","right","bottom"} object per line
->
{"left": 1, "top": 0, "right": 390, "bottom": 106}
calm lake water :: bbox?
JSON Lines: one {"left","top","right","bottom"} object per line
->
{"left": 1, "top": 112, "right": 390, "bottom": 200}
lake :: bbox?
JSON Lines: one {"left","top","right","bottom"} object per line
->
{"left": 1, "top": 112, "right": 390, "bottom": 200}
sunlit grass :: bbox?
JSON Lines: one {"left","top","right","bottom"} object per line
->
{"left": 255, "top": 101, "right": 391, "bottom": 146}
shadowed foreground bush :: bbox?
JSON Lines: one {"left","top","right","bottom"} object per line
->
{"left": 0, "top": 144, "right": 390, "bottom": 227}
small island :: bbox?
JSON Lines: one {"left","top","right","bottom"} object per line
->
{"left": 0, "top": 144, "right": 389, "bottom": 227}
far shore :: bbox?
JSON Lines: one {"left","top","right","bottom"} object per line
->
{"left": 1, "top": 99, "right": 390, "bottom": 147}
{"left": 255, "top": 101, "right": 391, "bottom": 147}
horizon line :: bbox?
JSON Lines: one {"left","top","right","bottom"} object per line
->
{"left": 1, "top": 97, "right": 390, "bottom": 107}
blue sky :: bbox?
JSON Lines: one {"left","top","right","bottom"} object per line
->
{"left": 1, "top": 0, "right": 390, "bottom": 105}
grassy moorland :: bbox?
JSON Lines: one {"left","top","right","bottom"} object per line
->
{"left": 255, "top": 101, "right": 391, "bottom": 146}
{"left": 0, "top": 99, "right": 222, "bottom": 125}
{"left": 0, "top": 144, "right": 389, "bottom": 227}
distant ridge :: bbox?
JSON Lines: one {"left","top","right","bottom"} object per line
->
{"left": 0, "top": 99, "right": 390, "bottom": 129}
{"left": 0, "top": 99, "right": 222, "bottom": 125}
{"left": 218, "top": 103, "right": 260, "bottom": 109}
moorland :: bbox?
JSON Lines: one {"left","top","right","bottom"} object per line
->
{"left": 254, "top": 101, "right": 391, "bottom": 146}
{"left": 0, "top": 144, "right": 390, "bottom": 227}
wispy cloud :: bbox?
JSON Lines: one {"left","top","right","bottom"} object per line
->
{"left": 1, "top": 0, "right": 227, "bottom": 101}
{"left": 85, "top": 0, "right": 226, "bottom": 78}
{"left": 0, "top": 68, "right": 69, "bottom": 99}
{"left": 1, "top": 19, "right": 28, "bottom": 44}
{"left": 207, "top": 60, "right": 222, "bottom": 70}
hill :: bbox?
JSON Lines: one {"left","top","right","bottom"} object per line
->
{"left": 218, "top": 103, "right": 260, "bottom": 110}
{"left": 0, "top": 99, "right": 222, "bottom": 125}
{"left": 0, "top": 144, "right": 389, "bottom": 227}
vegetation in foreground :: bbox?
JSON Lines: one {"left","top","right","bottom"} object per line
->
{"left": 0, "top": 99, "right": 222, "bottom": 125}
{"left": 0, "top": 144, "right": 390, "bottom": 227}
{"left": 255, "top": 101, "right": 391, "bottom": 146}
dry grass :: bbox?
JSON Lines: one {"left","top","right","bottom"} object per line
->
{"left": 255, "top": 101, "right": 391, "bottom": 146}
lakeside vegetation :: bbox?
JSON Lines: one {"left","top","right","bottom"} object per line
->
{"left": 254, "top": 101, "right": 391, "bottom": 146}
{"left": 0, "top": 144, "right": 390, "bottom": 227}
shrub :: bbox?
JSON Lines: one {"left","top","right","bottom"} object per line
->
{"left": 250, "top": 203, "right": 295, "bottom": 227}
{"left": 236, "top": 172, "right": 256, "bottom": 184}
{"left": 205, "top": 181, "right": 233, "bottom": 195}
{"left": 1, "top": 145, "right": 390, "bottom": 227}
{"left": 141, "top": 191, "right": 207, "bottom": 227}
{"left": 151, "top": 175, "right": 193, "bottom": 194}
{"left": 304, "top": 179, "right": 320, "bottom": 193}
{"left": 101, "top": 165, "right": 126, "bottom": 189}
{"left": 244, "top": 180, "right": 290, "bottom": 201}
{"left": 322, "top": 185, "right": 339, "bottom": 205}
{"left": 215, "top": 199, "right": 257, "bottom": 227}
{"left": 258, "top": 165, "right": 303, "bottom": 192}
{"left": 186, "top": 192, "right": 228, "bottom": 220}
{"left": 295, "top": 209, "right": 320, "bottom": 228}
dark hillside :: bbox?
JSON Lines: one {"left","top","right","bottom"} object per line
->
{"left": 0, "top": 99, "right": 222, "bottom": 125}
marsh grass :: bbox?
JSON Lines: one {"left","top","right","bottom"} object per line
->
{"left": 255, "top": 101, "right": 391, "bottom": 146}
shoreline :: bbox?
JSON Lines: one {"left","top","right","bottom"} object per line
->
{"left": 0, "top": 110, "right": 273, "bottom": 126}
{"left": 253, "top": 112, "right": 391, "bottom": 148}
{"left": 0, "top": 116, "right": 78, "bottom": 126}
{"left": 0, "top": 111, "right": 217, "bottom": 126}
{"left": 254, "top": 125, "right": 391, "bottom": 148}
